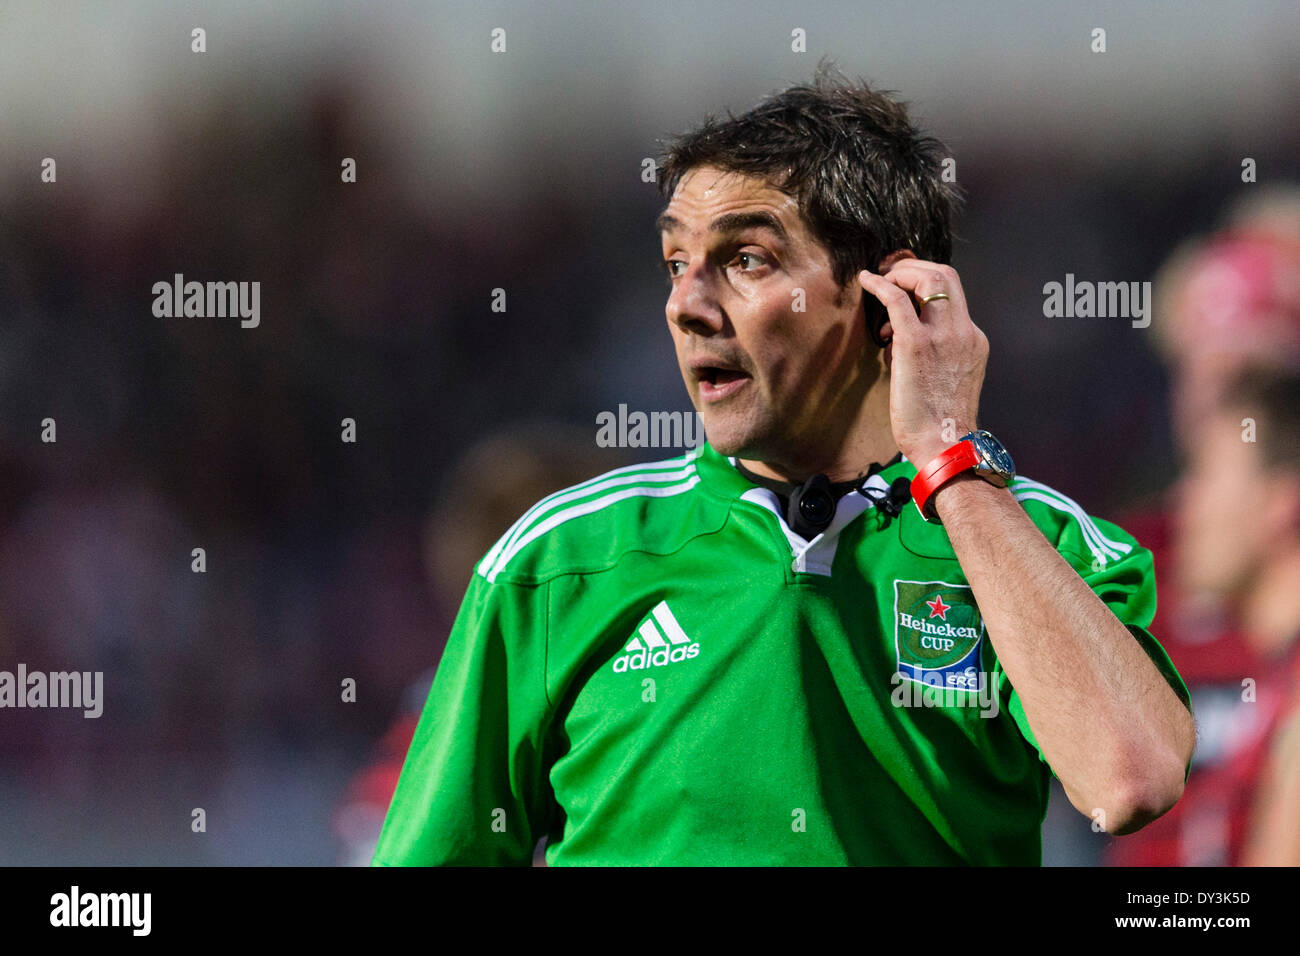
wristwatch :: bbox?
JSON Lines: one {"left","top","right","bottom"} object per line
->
{"left": 910, "top": 430, "right": 1015, "bottom": 523}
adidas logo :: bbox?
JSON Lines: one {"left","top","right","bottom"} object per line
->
{"left": 612, "top": 600, "right": 700, "bottom": 673}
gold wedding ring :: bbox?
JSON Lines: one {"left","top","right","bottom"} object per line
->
{"left": 917, "top": 292, "right": 950, "bottom": 306}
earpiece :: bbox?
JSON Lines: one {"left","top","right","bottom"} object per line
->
{"left": 863, "top": 250, "right": 915, "bottom": 347}
{"left": 865, "top": 295, "right": 891, "bottom": 347}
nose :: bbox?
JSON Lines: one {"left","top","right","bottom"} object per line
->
{"left": 666, "top": 261, "right": 725, "bottom": 336}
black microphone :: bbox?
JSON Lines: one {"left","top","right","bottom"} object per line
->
{"left": 879, "top": 476, "right": 913, "bottom": 518}
{"left": 860, "top": 475, "right": 913, "bottom": 519}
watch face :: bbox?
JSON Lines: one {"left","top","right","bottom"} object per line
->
{"left": 968, "top": 430, "right": 1015, "bottom": 484}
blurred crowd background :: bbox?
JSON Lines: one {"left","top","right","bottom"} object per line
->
{"left": 1, "top": 1, "right": 1298, "bottom": 864}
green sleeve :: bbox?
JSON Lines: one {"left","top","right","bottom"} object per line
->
{"left": 371, "top": 572, "right": 554, "bottom": 865}
{"left": 1002, "top": 510, "right": 1193, "bottom": 781}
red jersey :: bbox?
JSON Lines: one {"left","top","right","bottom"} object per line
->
{"left": 1105, "top": 505, "right": 1299, "bottom": 866}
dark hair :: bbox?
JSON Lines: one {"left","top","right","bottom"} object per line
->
{"left": 1221, "top": 367, "right": 1300, "bottom": 471}
{"left": 656, "top": 60, "right": 962, "bottom": 299}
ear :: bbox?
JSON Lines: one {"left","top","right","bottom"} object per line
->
{"left": 877, "top": 249, "right": 918, "bottom": 271}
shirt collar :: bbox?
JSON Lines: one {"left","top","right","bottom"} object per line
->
{"left": 692, "top": 440, "right": 916, "bottom": 502}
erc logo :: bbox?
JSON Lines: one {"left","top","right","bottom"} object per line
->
{"left": 893, "top": 579, "right": 985, "bottom": 687}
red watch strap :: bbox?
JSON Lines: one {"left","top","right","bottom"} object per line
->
{"left": 910, "top": 440, "right": 981, "bottom": 520}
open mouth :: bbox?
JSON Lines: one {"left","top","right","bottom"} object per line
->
{"left": 697, "top": 366, "right": 751, "bottom": 401}
{"left": 700, "top": 366, "right": 746, "bottom": 386}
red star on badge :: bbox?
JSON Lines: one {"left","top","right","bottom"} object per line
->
{"left": 926, "top": 595, "right": 951, "bottom": 620}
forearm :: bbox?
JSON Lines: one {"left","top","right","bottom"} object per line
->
{"left": 931, "top": 473, "right": 1195, "bottom": 832}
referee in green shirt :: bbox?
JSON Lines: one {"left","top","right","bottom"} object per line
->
{"left": 374, "top": 65, "right": 1195, "bottom": 866}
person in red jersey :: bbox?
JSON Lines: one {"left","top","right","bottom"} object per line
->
{"left": 1107, "top": 189, "right": 1300, "bottom": 866}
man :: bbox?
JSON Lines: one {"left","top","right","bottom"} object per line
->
{"left": 1107, "top": 364, "right": 1300, "bottom": 868}
{"left": 373, "top": 66, "right": 1194, "bottom": 866}
{"left": 1104, "top": 192, "right": 1300, "bottom": 867}
{"left": 1176, "top": 369, "right": 1300, "bottom": 866}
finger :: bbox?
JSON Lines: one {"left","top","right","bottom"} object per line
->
{"left": 882, "top": 264, "right": 989, "bottom": 365}
{"left": 859, "top": 269, "right": 921, "bottom": 341}
{"left": 879, "top": 262, "right": 967, "bottom": 324}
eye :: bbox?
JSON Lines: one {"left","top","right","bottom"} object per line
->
{"left": 732, "top": 251, "right": 768, "bottom": 272}
{"left": 664, "top": 258, "right": 685, "bottom": 279}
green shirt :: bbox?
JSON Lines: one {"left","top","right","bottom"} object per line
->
{"left": 373, "top": 441, "right": 1190, "bottom": 865}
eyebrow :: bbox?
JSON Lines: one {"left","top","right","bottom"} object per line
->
{"left": 656, "top": 210, "right": 790, "bottom": 245}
